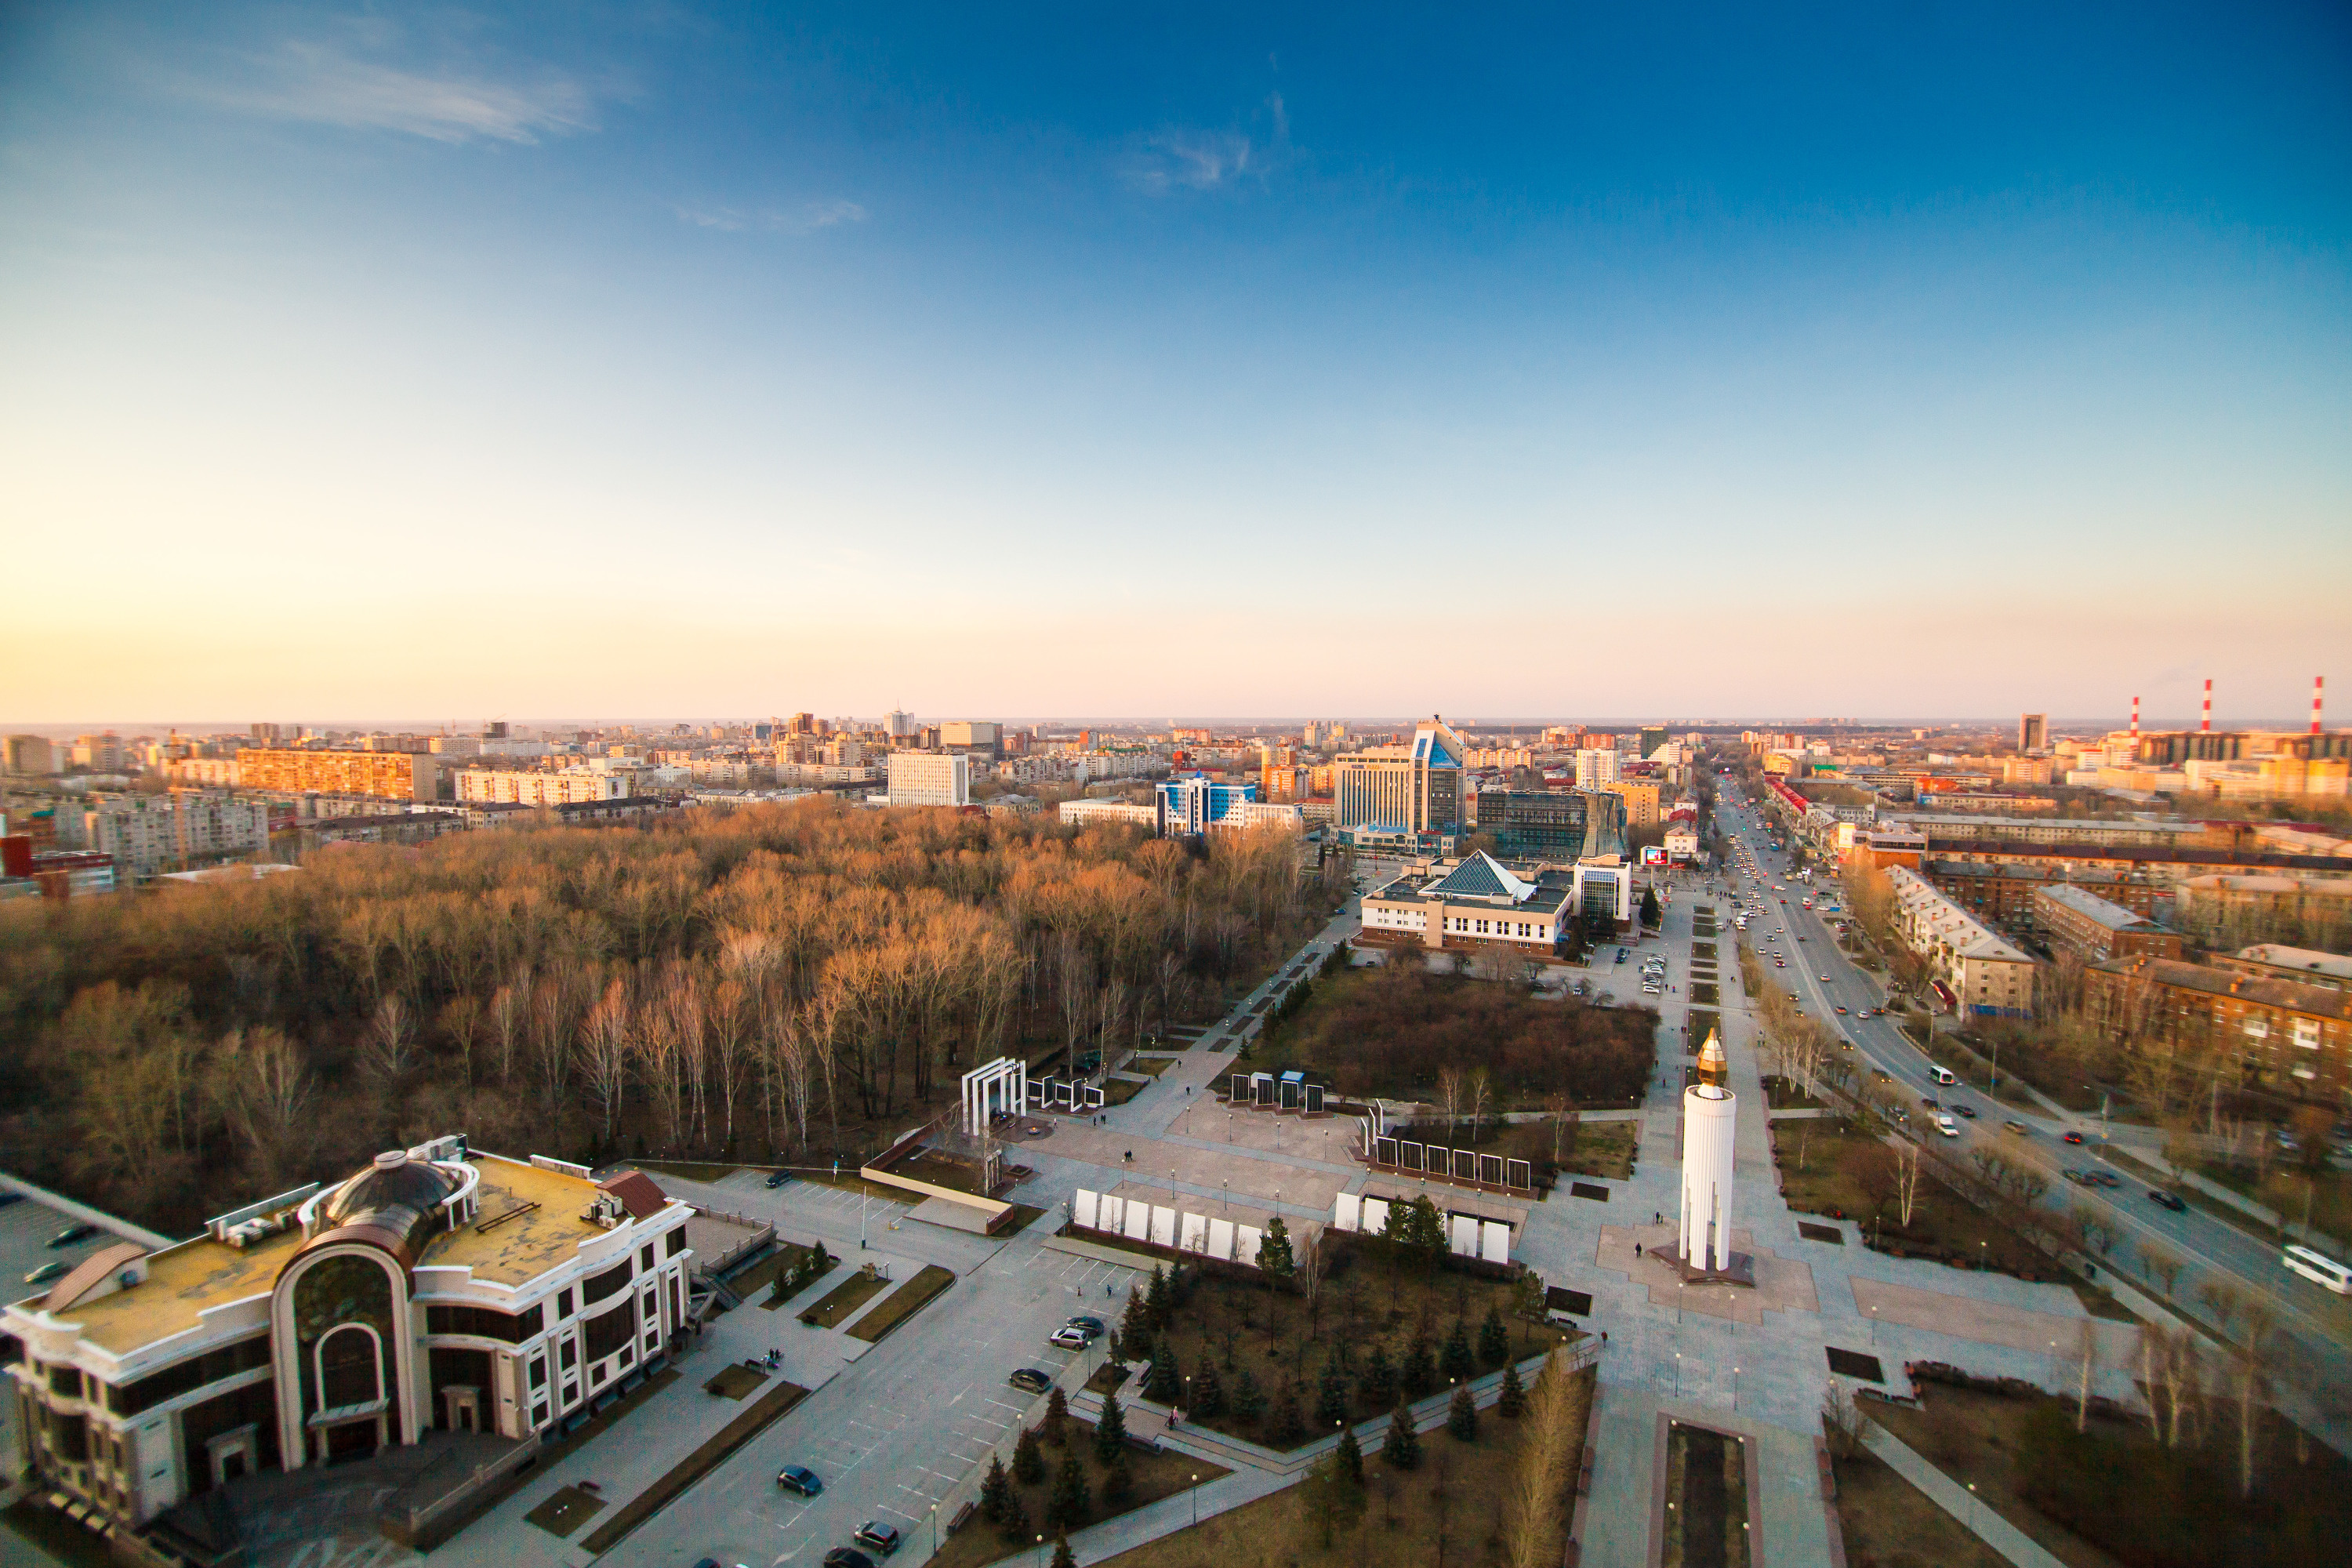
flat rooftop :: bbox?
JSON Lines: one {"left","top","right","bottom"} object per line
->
{"left": 418, "top": 1154, "right": 608, "bottom": 1287}
{"left": 53, "top": 1225, "right": 301, "bottom": 1358}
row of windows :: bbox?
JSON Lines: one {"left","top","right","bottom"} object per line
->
{"left": 100, "top": 1334, "right": 273, "bottom": 1417}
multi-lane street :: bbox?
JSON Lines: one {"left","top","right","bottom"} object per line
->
{"left": 1711, "top": 792, "right": 2352, "bottom": 1411}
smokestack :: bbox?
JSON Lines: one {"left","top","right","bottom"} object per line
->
{"left": 2201, "top": 678, "right": 2212, "bottom": 734}
{"left": 2130, "top": 695, "right": 2140, "bottom": 742}
{"left": 2316, "top": 676, "right": 2326, "bottom": 737}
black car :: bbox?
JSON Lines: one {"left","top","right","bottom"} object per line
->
{"left": 824, "top": 1551, "right": 876, "bottom": 1568}
{"left": 854, "top": 1522, "right": 902, "bottom": 1555}
{"left": 1007, "top": 1368, "right": 1052, "bottom": 1395}
{"left": 1951, "top": 1105, "right": 1976, "bottom": 1120}
{"left": 1065, "top": 1315, "right": 1106, "bottom": 1335}
{"left": 48, "top": 1222, "right": 98, "bottom": 1248}
{"left": 2147, "top": 1189, "right": 2187, "bottom": 1213}
{"left": 766, "top": 1171, "right": 790, "bottom": 1189}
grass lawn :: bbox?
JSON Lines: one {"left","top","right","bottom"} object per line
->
{"left": 1773, "top": 1118, "right": 2052, "bottom": 1276}
{"left": 890, "top": 1145, "right": 995, "bottom": 1196}
{"left": 1104, "top": 1077, "right": 1148, "bottom": 1105}
{"left": 1127, "top": 1056, "right": 1178, "bottom": 1077}
{"left": 800, "top": 1269, "right": 892, "bottom": 1327}
{"left": 1829, "top": 1449, "right": 2010, "bottom": 1568}
{"left": 1555, "top": 1120, "right": 1637, "bottom": 1181}
{"left": 1759, "top": 1076, "right": 1825, "bottom": 1110}
{"left": 933, "top": 1419, "right": 1228, "bottom": 1568}
{"left": 1096, "top": 1367, "right": 1595, "bottom": 1568}
{"left": 1691, "top": 942, "right": 1718, "bottom": 961}
{"left": 1148, "top": 1247, "right": 1574, "bottom": 1450}
{"left": 1690, "top": 983, "right": 1719, "bottom": 1006}
{"left": 2198, "top": 1160, "right": 2352, "bottom": 1243}
{"left": 848, "top": 1264, "right": 956, "bottom": 1341}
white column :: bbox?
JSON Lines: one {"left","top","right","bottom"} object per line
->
{"left": 1679, "top": 1085, "right": 1737, "bottom": 1271}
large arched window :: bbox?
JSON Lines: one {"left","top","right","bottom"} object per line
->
{"left": 318, "top": 1325, "right": 382, "bottom": 1409}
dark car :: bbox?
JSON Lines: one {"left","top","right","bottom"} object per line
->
{"left": 1065, "top": 1315, "right": 1106, "bottom": 1335}
{"left": 777, "top": 1465, "right": 823, "bottom": 1496}
{"left": 48, "top": 1222, "right": 98, "bottom": 1248}
{"left": 1920, "top": 1097, "right": 1940, "bottom": 1109}
{"left": 1008, "top": 1368, "right": 1052, "bottom": 1395}
{"left": 24, "top": 1261, "right": 71, "bottom": 1286}
{"left": 824, "top": 1551, "right": 877, "bottom": 1568}
{"left": 2062, "top": 1131, "right": 2085, "bottom": 1145}
{"left": 766, "top": 1171, "right": 790, "bottom": 1189}
{"left": 2148, "top": 1189, "right": 2187, "bottom": 1213}
{"left": 1952, "top": 1105, "right": 1976, "bottom": 1120}
{"left": 854, "top": 1522, "right": 902, "bottom": 1555}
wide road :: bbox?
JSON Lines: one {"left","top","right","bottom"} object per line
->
{"left": 1710, "top": 793, "right": 2352, "bottom": 1405}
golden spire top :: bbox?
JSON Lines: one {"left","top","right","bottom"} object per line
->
{"left": 1696, "top": 1029, "right": 1727, "bottom": 1088}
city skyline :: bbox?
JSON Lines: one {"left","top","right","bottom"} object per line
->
{"left": 4, "top": 3, "right": 2348, "bottom": 719}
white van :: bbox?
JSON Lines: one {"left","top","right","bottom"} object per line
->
{"left": 2283, "top": 1245, "right": 2351, "bottom": 1295}
{"left": 1928, "top": 1066, "right": 1958, "bottom": 1086}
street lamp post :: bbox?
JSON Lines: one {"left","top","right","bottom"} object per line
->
{"left": 1191, "top": 1473, "right": 1200, "bottom": 1527}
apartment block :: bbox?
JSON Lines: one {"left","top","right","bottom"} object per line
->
{"left": 887, "top": 751, "right": 970, "bottom": 807}
{"left": 453, "top": 769, "right": 630, "bottom": 807}
{"left": 1885, "top": 866, "right": 2036, "bottom": 1018}
{"left": 2084, "top": 956, "right": 2351, "bottom": 1102}
{"left": 237, "top": 748, "right": 440, "bottom": 802}
{"left": 83, "top": 793, "right": 272, "bottom": 880}
{"left": 2031, "top": 883, "right": 2183, "bottom": 964}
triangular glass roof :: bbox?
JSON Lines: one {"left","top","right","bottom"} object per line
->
{"left": 1425, "top": 851, "right": 1534, "bottom": 902}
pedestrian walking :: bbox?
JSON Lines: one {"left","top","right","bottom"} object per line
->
{"left": 1635, "top": 1243, "right": 1642, "bottom": 1258}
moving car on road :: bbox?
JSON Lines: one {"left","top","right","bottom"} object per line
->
{"left": 1936, "top": 1115, "right": 1960, "bottom": 1137}
{"left": 2147, "top": 1189, "right": 2187, "bottom": 1213}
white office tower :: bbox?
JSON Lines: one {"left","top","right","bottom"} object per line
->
{"left": 1679, "top": 1029, "right": 1737, "bottom": 1272}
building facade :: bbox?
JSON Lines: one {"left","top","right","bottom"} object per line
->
{"left": 1357, "top": 851, "right": 1572, "bottom": 952}
{"left": 886, "top": 751, "right": 971, "bottom": 808}
{"left": 1156, "top": 775, "right": 1256, "bottom": 836}
{"left": 1056, "top": 798, "right": 1158, "bottom": 831}
{"left": 2031, "top": 884, "right": 2183, "bottom": 964}
{"left": 453, "top": 770, "right": 630, "bottom": 807}
{"left": 1468, "top": 788, "right": 1590, "bottom": 861}
{"left": 2084, "top": 957, "right": 2352, "bottom": 1104}
{"left": 4, "top": 1141, "right": 693, "bottom": 1530}
{"left": 83, "top": 793, "right": 272, "bottom": 880}
{"left": 236, "top": 749, "right": 440, "bottom": 803}
{"left": 1886, "top": 866, "right": 2036, "bottom": 1018}
{"left": 1333, "top": 718, "right": 1466, "bottom": 834}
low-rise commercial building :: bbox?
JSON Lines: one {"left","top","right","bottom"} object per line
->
{"left": 1889, "top": 814, "right": 2207, "bottom": 850}
{"left": 1886, "top": 866, "right": 2036, "bottom": 1018}
{"left": 2031, "top": 884, "right": 2183, "bottom": 964}
{"left": 1057, "top": 799, "right": 1158, "bottom": 831}
{"left": 1358, "top": 851, "right": 1573, "bottom": 953}
{"left": 2084, "top": 956, "right": 2352, "bottom": 1103}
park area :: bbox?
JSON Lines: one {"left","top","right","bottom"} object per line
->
{"left": 931, "top": 1415, "right": 1228, "bottom": 1568}
{"left": 1123, "top": 1244, "right": 1577, "bottom": 1450}
{"left": 1098, "top": 1363, "right": 1596, "bottom": 1568}
{"left": 1867, "top": 1376, "right": 2352, "bottom": 1567}
{"left": 1247, "top": 960, "right": 1657, "bottom": 1109}
{"left": 1771, "top": 1116, "right": 2056, "bottom": 1279}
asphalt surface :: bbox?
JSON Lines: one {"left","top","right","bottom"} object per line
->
{"left": 1711, "top": 795, "right": 2352, "bottom": 1404}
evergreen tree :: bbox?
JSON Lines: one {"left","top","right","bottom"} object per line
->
{"left": 1439, "top": 1319, "right": 1476, "bottom": 1383}
{"left": 1190, "top": 1356, "right": 1225, "bottom": 1417}
{"left": 1051, "top": 1537, "right": 1076, "bottom": 1568}
{"left": 1044, "top": 1385, "right": 1070, "bottom": 1445}
{"left": 1144, "top": 1340, "right": 1181, "bottom": 1405}
{"left": 1478, "top": 1306, "right": 1510, "bottom": 1367}
{"left": 1446, "top": 1385, "right": 1479, "bottom": 1442}
{"left": 1356, "top": 1344, "right": 1397, "bottom": 1412}
{"left": 978, "top": 1454, "right": 1013, "bottom": 1526}
{"left": 1093, "top": 1392, "right": 1129, "bottom": 1465}
{"left": 1102, "top": 1454, "right": 1134, "bottom": 1504}
{"left": 1047, "top": 1452, "right": 1091, "bottom": 1530}
{"left": 1117, "top": 1286, "right": 1155, "bottom": 1363}
{"left": 1496, "top": 1360, "right": 1527, "bottom": 1418}
{"left": 1641, "top": 886, "right": 1662, "bottom": 927}
{"left": 996, "top": 1487, "right": 1029, "bottom": 1544}
{"left": 1401, "top": 1334, "right": 1436, "bottom": 1399}
{"left": 1259, "top": 1215, "right": 1297, "bottom": 1287}
{"left": 1265, "top": 1379, "right": 1305, "bottom": 1446}
{"left": 1232, "top": 1367, "right": 1266, "bottom": 1423}
{"left": 1014, "top": 1425, "right": 1045, "bottom": 1484}
{"left": 1316, "top": 1357, "right": 1352, "bottom": 1428}
{"left": 1381, "top": 1195, "right": 1414, "bottom": 1247}
{"left": 1145, "top": 1263, "right": 1172, "bottom": 1327}
{"left": 1381, "top": 1401, "right": 1422, "bottom": 1470}
{"left": 1334, "top": 1425, "right": 1366, "bottom": 1486}
{"left": 1408, "top": 1196, "right": 1448, "bottom": 1266}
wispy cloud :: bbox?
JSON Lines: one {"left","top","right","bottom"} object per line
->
{"left": 186, "top": 41, "right": 597, "bottom": 144}
{"left": 1122, "top": 93, "right": 1292, "bottom": 195}
{"left": 673, "top": 199, "right": 869, "bottom": 234}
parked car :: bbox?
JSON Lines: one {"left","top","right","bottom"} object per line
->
{"left": 778, "top": 1465, "right": 824, "bottom": 1496}
{"left": 1049, "top": 1327, "right": 1091, "bottom": 1350}
{"left": 1008, "top": 1368, "right": 1052, "bottom": 1395}
{"left": 24, "top": 1261, "right": 71, "bottom": 1286}
{"left": 823, "top": 1550, "right": 877, "bottom": 1568}
{"left": 765, "top": 1171, "right": 790, "bottom": 1189}
{"left": 1065, "top": 1315, "right": 1106, "bottom": 1335}
{"left": 854, "top": 1522, "right": 903, "bottom": 1555}
{"left": 48, "top": 1223, "right": 98, "bottom": 1249}
{"left": 2148, "top": 1189, "right": 2187, "bottom": 1213}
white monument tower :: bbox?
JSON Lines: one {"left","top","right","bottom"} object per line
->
{"left": 1677, "top": 1029, "right": 1740, "bottom": 1276}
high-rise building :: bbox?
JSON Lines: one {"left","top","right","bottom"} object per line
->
{"left": 1468, "top": 789, "right": 1590, "bottom": 860}
{"left": 1574, "top": 748, "right": 1621, "bottom": 788}
{"left": 1333, "top": 717, "right": 1467, "bottom": 833}
{"left": 938, "top": 720, "right": 1000, "bottom": 756}
{"left": 84, "top": 793, "right": 272, "bottom": 879}
{"left": 887, "top": 751, "right": 970, "bottom": 807}
{"left": 884, "top": 710, "right": 920, "bottom": 739}
{"left": 2019, "top": 713, "right": 2049, "bottom": 752}
{"left": 236, "top": 748, "right": 440, "bottom": 802}
{"left": 1638, "top": 726, "right": 1668, "bottom": 758}
{"left": 1157, "top": 775, "right": 1258, "bottom": 836}
{"left": 4, "top": 735, "right": 56, "bottom": 776}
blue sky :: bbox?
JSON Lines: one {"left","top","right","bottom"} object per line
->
{"left": 2, "top": 2, "right": 2347, "bottom": 724}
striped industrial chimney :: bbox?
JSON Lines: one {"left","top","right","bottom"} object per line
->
{"left": 2316, "top": 676, "right": 2326, "bottom": 737}
{"left": 2201, "top": 678, "right": 2212, "bottom": 733}
{"left": 2131, "top": 695, "right": 2140, "bottom": 742}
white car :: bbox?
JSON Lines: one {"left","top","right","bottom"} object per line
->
{"left": 1935, "top": 1115, "right": 1960, "bottom": 1138}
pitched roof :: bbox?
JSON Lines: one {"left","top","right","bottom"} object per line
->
{"left": 1425, "top": 851, "right": 1535, "bottom": 903}
{"left": 597, "top": 1170, "right": 670, "bottom": 1221}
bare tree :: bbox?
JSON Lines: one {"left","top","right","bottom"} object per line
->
{"left": 1504, "top": 1346, "right": 1589, "bottom": 1568}
{"left": 439, "top": 995, "right": 481, "bottom": 1091}
{"left": 1893, "top": 1140, "right": 1922, "bottom": 1229}
{"left": 580, "top": 980, "right": 632, "bottom": 1147}
{"left": 1437, "top": 1066, "right": 1465, "bottom": 1146}
{"left": 2074, "top": 1317, "right": 2099, "bottom": 1432}
{"left": 361, "top": 993, "right": 416, "bottom": 1083}
{"left": 1468, "top": 1068, "right": 1494, "bottom": 1145}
